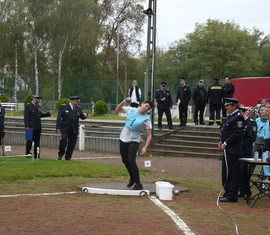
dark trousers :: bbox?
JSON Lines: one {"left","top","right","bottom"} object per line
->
{"left": 26, "top": 129, "right": 41, "bottom": 158}
{"left": 209, "top": 104, "right": 221, "bottom": 124}
{"left": 194, "top": 103, "right": 205, "bottom": 124}
{"left": 222, "top": 152, "right": 240, "bottom": 201}
{"left": 158, "top": 108, "right": 172, "bottom": 129}
{"left": 130, "top": 103, "right": 139, "bottom": 108}
{"left": 222, "top": 102, "right": 227, "bottom": 120}
{"left": 178, "top": 102, "right": 188, "bottom": 125}
{"left": 239, "top": 157, "right": 252, "bottom": 196}
{"left": 58, "top": 131, "right": 78, "bottom": 160}
{"left": 120, "top": 141, "right": 140, "bottom": 184}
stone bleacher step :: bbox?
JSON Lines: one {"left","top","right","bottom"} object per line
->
{"left": 157, "top": 139, "right": 218, "bottom": 148}
{"left": 148, "top": 149, "right": 221, "bottom": 158}
{"left": 152, "top": 143, "right": 219, "bottom": 154}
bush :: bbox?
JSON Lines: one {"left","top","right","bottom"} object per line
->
{"left": 56, "top": 98, "right": 70, "bottom": 110}
{"left": 94, "top": 100, "right": 108, "bottom": 115}
{"left": 24, "top": 94, "right": 33, "bottom": 107}
{"left": 0, "top": 93, "right": 10, "bottom": 102}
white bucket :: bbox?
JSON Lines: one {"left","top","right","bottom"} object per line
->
{"left": 155, "top": 181, "right": 171, "bottom": 197}
{"left": 159, "top": 184, "right": 174, "bottom": 200}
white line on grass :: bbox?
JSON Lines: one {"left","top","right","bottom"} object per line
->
{"left": 0, "top": 191, "right": 77, "bottom": 198}
{"left": 74, "top": 156, "right": 120, "bottom": 160}
{"left": 149, "top": 196, "right": 195, "bottom": 235}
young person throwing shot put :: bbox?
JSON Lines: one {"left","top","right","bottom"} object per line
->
{"left": 115, "top": 98, "right": 154, "bottom": 190}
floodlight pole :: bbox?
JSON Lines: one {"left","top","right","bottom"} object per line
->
{"left": 144, "top": 0, "right": 157, "bottom": 135}
{"left": 116, "top": 17, "right": 126, "bottom": 105}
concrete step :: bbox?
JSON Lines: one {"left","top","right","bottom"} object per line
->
{"left": 157, "top": 139, "right": 218, "bottom": 148}
{"left": 151, "top": 143, "right": 220, "bottom": 154}
{"left": 148, "top": 149, "right": 221, "bottom": 158}
{"left": 168, "top": 134, "right": 218, "bottom": 142}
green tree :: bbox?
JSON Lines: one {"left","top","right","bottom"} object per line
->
{"left": 168, "top": 19, "right": 263, "bottom": 83}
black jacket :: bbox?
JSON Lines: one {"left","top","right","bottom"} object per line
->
{"left": 155, "top": 89, "right": 172, "bottom": 109}
{"left": 192, "top": 86, "right": 207, "bottom": 105}
{"left": 56, "top": 104, "right": 87, "bottom": 134}
{"left": 24, "top": 102, "right": 51, "bottom": 130}
{"left": 242, "top": 117, "right": 257, "bottom": 157}
{"left": 128, "top": 86, "right": 141, "bottom": 102}
{"left": 176, "top": 84, "right": 191, "bottom": 104}
{"left": 220, "top": 110, "right": 245, "bottom": 154}
{"left": 222, "top": 83, "right": 235, "bottom": 98}
{"left": 207, "top": 81, "right": 223, "bottom": 105}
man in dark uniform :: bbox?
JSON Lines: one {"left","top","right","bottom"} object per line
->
{"left": 56, "top": 96, "right": 88, "bottom": 160}
{"left": 24, "top": 95, "right": 54, "bottom": 158}
{"left": 176, "top": 77, "right": 191, "bottom": 127}
{"left": 218, "top": 98, "right": 245, "bottom": 202}
{"left": 155, "top": 82, "right": 173, "bottom": 130}
{"left": 206, "top": 77, "right": 223, "bottom": 125}
{"left": 222, "top": 77, "right": 235, "bottom": 121}
{"left": 192, "top": 80, "right": 207, "bottom": 125}
{"left": 0, "top": 97, "right": 6, "bottom": 143}
{"left": 238, "top": 106, "right": 257, "bottom": 200}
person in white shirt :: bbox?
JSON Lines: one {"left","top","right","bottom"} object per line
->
{"left": 128, "top": 80, "right": 141, "bottom": 108}
{"left": 115, "top": 99, "right": 154, "bottom": 190}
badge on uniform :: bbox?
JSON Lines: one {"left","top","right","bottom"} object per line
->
{"left": 253, "top": 126, "right": 257, "bottom": 132}
{"left": 237, "top": 121, "right": 243, "bottom": 128}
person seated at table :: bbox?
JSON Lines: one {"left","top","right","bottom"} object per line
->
{"left": 238, "top": 106, "right": 257, "bottom": 200}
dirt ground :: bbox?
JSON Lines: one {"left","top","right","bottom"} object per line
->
{"left": 1, "top": 145, "right": 270, "bottom": 235}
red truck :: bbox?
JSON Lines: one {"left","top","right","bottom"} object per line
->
{"left": 232, "top": 77, "right": 270, "bottom": 107}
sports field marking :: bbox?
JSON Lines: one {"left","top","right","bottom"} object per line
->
{"left": 149, "top": 195, "right": 195, "bottom": 235}
{"left": 0, "top": 191, "right": 77, "bottom": 198}
{"left": 74, "top": 156, "right": 120, "bottom": 160}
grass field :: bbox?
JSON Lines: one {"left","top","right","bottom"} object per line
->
{"left": 1, "top": 155, "right": 270, "bottom": 234}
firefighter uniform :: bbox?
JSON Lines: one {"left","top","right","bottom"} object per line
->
{"left": 239, "top": 111, "right": 257, "bottom": 199}
{"left": 176, "top": 78, "right": 191, "bottom": 126}
{"left": 155, "top": 82, "right": 173, "bottom": 129}
{"left": 24, "top": 96, "right": 52, "bottom": 158}
{"left": 56, "top": 96, "right": 87, "bottom": 160}
{"left": 207, "top": 78, "right": 223, "bottom": 125}
{"left": 219, "top": 98, "right": 245, "bottom": 202}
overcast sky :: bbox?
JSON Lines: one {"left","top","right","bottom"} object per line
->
{"left": 142, "top": 0, "right": 270, "bottom": 49}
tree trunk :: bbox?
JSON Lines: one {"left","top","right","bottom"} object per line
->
{"left": 14, "top": 41, "right": 18, "bottom": 102}
{"left": 57, "top": 35, "right": 68, "bottom": 100}
{"left": 34, "top": 47, "right": 39, "bottom": 95}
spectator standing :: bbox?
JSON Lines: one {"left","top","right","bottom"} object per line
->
{"left": 24, "top": 95, "right": 54, "bottom": 158}
{"left": 218, "top": 98, "right": 245, "bottom": 202}
{"left": 253, "top": 104, "right": 270, "bottom": 158}
{"left": 155, "top": 82, "right": 173, "bottom": 130}
{"left": 128, "top": 80, "right": 141, "bottom": 108}
{"left": 115, "top": 99, "right": 154, "bottom": 190}
{"left": 222, "top": 77, "right": 235, "bottom": 121}
{"left": 206, "top": 77, "right": 223, "bottom": 125}
{"left": 0, "top": 97, "right": 5, "bottom": 143}
{"left": 176, "top": 77, "right": 191, "bottom": 127}
{"left": 238, "top": 106, "right": 257, "bottom": 200}
{"left": 192, "top": 80, "right": 207, "bottom": 125}
{"left": 56, "top": 96, "right": 88, "bottom": 160}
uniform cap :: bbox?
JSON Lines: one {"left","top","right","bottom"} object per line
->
{"left": 224, "top": 98, "right": 239, "bottom": 106}
{"left": 213, "top": 77, "right": 219, "bottom": 81}
{"left": 239, "top": 106, "right": 247, "bottom": 112}
{"left": 70, "top": 96, "right": 80, "bottom": 102}
{"left": 160, "top": 82, "right": 167, "bottom": 86}
{"left": 199, "top": 80, "right": 204, "bottom": 83}
{"left": 33, "top": 95, "right": 42, "bottom": 100}
{"left": 179, "top": 77, "right": 185, "bottom": 81}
